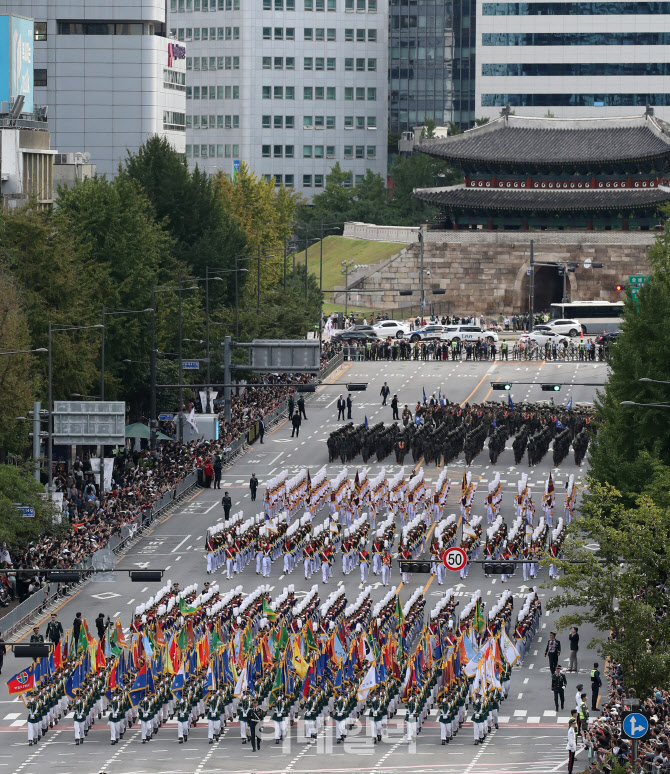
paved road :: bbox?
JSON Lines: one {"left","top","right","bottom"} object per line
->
{"left": 0, "top": 359, "right": 608, "bottom": 774}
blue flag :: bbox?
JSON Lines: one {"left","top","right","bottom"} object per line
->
{"left": 508, "top": 393, "right": 514, "bottom": 409}
{"left": 222, "top": 650, "right": 234, "bottom": 686}
{"left": 556, "top": 419, "right": 564, "bottom": 429}
{"left": 172, "top": 664, "right": 185, "bottom": 700}
{"left": 415, "top": 414, "right": 422, "bottom": 426}
{"left": 492, "top": 417, "right": 497, "bottom": 428}
{"left": 423, "top": 387, "right": 427, "bottom": 405}
{"left": 364, "top": 415, "right": 369, "bottom": 430}
{"left": 566, "top": 397, "right": 573, "bottom": 409}
{"left": 65, "top": 661, "right": 81, "bottom": 698}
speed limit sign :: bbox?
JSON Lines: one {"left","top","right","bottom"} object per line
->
{"left": 443, "top": 547, "right": 467, "bottom": 572}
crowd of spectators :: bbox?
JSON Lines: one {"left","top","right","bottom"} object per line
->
{"left": 0, "top": 366, "right": 331, "bottom": 613}
{"left": 581, "top": 621, "right": 670, "bottom": 773}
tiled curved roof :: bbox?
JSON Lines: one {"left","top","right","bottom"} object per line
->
{"left": 412, "top": 185, "right": 670, "bottom": 211}
{"left": 420, "top": 125, "right": 670, "bottom": 165}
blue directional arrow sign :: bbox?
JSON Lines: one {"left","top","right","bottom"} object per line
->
{"left": 622, "top": 711, "right": 650, "bottom": 740}
{"left": 16, "top": 506, "right": 35, "bottom": 518}
{"left": 182, "top": 360, "right": 200, "bottom": 370}
{"left": 158, "top": 413, "right": 175, "bottom": 422}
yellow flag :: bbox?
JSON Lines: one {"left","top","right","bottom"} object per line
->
{"left": 292, "top": 640, "right": 308, "bottom": 679}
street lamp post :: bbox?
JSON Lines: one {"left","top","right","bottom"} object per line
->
{"left": 101, "top": 306, "right": 152, "bottom": 401}
{"left": 341, "top": 260, "right": 355, "bottom": 317}
{"left": 150, "top": 283, "right": 198, "bottom": 448}
{"left": 47, "top": 323, "right": 103, "bottom": 491}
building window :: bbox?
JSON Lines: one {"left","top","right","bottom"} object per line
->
{"left": 327, "top": 58, "right": 336, "bottom": 70}
{"left": 285, "top": 116, "right": 295, "bottom": 128}
{"left": 368, "top": 0, "right": 376, "bottom": 9}
{"left": 34, "top": 22, "right": 47, "bottom": 41}
{"left": 263, "top": 85, "right": 271, "bottom": 99}
{"left": 285, "top": 174, "right": 294, "bottom": 186}
{"left": 275, "top": 56, "right": 283, "bottom": 69}
{"left": 367, "top": 87, "right": 376, "bottom": 100}
{"left": 286, "top": 86, "right": 295, "bottom": 99}
{"left": 315, "top": 174, "right": 324, "bottom": 187}
{"left": 315, "top": 86, "right": 324, "bottom": 100}
{"left": 304, "top": 57, "right": 313, "bottom": 70}
{"left": 264, "top": 0, "right": 271, "bottom": 8}
{"left": 186, "top": 144, "right": 192, "bottom": 157}
{"left": 263, "top": 56, "right": 271, "bottom": 69}
{"left": 368, "top": 58, "right": 376, "bottom": 71}
{"left": 345, "top": 87, "right": 353, "bottom": 101}
{"left": 315, "top": 115, "right": 324, "bottom": 128}
{"left": 186, "top": 115, "right": 192, "bottom": 128}
{"left": 303, "top": 175, "right": 312, "bottom": 187}
{"left": 356, "top": 87, "right": 365, "bottom": 100}
{"left": 303, "top": 145, "right": 313, "bottom": 157}
{"left": 368, "top": 29, "right": 376, "bottom": 41}
{"left": 274, "top": 174, "right": 283, "bottom": 186}
{"left": 34, "top": 68, "right": 47, "bottom": 87}
{"left": 327, "top": 86, "right": 336, "bottom": 100}
{"left": 285, "top": 144, "right": 294, "bottom": 157}
{"left": 367, "top": 116, "right": 376, "bottom": 129}
{"left": 274, "top": 86, "right": 284, "bottom": 99}
{"left": 217, "top": 85, "right": 224, "bottom": 99}
{"left": 286, "top": 27, "right": 295, "bottom": 38}
{"left": 304, "top": 87, "right": 313, "bottom": 100}
{"left": 326, "top": 145, "right": 335, "bottom": 157}
{"left": 356, "top": 28, "right": 365, "bottom": 41}
{"left": 367, "top": 145, "right": 376, "bottom": 158}
{"left": 304, "top": 115, "right": 313, "bottom": 128}
{"left": 356, "top": 145, "right": 364, "bottom": 158}
{"left": 326, "top": 115, "right": 336, "bottom": 129}
{"left": 233, "top": 115, "right": 239, "bottom": 127}
{"left": 286, "top": 57, "right": 295, "bottom": 70}
{"left": 274, "top": 115, "right": 283, "bottom": 128}
{"left": 315, "top": 57, "right": 324, "bottom": 70}
{"left": 344, "top": 116, "right": 353, "bottom": 128}
{"left": 304, "top": 27, "right": 313, "bottom": 39}
{"left": 327, "top": 27, "right": 336, "bottom": 40}
{"left": 217, "top": 145, "right": 224, "bottom": 158}
{"left": 305, "top": 0, "right": 313, "bottom": 8}
{"left": 314, "top": 145, "right": 324, "bottom": 158}
{"left": 164, "top": 110, "right": 186, "bottom": 131}
{"left": 274, "top": 26, "right": 283, "bottom": 38}
{"left": 315, "top": 27, "right": 325, "bottom": 40}
{"left": 316, "top": 0, "right": 325, "bottom": 9}
{"left": 274, "top": 144, "right": 283, "bottom": 157}
{"left": 344, "top": 145, "right": 353, "bottom": 158}
{"left": 345, "top": 28, "right": 353, "bottom": 40}
{"left": 263, "top": 26, "right": 271, "bottom": 38}
{"left": 346, "top": 0, "right": 354, "bottom": 8}
{"left": 356, "top": 115, "right": 365, "bottom": 129}
{"left": 345, "top": 58, "right": 353, "bottom": 71}
{"left": 356, "top": 57, "right": 365, "bottom": 71}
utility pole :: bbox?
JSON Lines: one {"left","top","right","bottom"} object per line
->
{"left": 150, "top": 285, "right": 157, "bottom": 450}
{"left": 223, "top": 336, "right": 232, "bottom": 425}
{"left": 205, "top": 266, "right": 211, "bottom": 413}
{"left": 47, "top": 322, "right": 52, "bottom": 491}
{"left": 419, "top": 225, "right": 425, "bottom": 323}
{"left": 101, "top": 305, "right": 105, "bottom": 401}
{"left": 257, "top": 244, "right": 261, "bottom": 313}
{"left": 304, "top": 231, "right": 309, "bottom": 300}
{"left": 32, "top": 401, "right": 41, "bottom": 482}
{"left": 283, "top": 236, "right": 287, "bottom": 292}
{"left": 529, "top": 239, "right": 535, "bottom": 330}
{"left": 177, "top": 278, "right": 184, "bottom": 443}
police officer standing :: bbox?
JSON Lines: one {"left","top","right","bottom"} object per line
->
{"left": 391, "top": 395, "right": 399, "bottom": 421}
{"left": 297, "top": 395, "right": 307, "bottom": 420}
{"left": 249, "top": 474, "right": 258, "bottom": 502}
{"left": 346, "top": 393, "right": 353, "bottom": 420}
{"left": 544, "top": 631, "right": 561, "bottom": 674}
{"left": 248, "top": 699, "right": 264, "bottom": 752}
{"left": 221, "top": 491, "right": 232, "bottom": 520}
{"left": 337, "top": 395, "right": 346, "bottom": 421}
{"left": 590, "top": 662, "right": 602, "bottom": 711}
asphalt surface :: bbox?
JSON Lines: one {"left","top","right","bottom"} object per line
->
{"left": 0, "top": 359, "right": 608, "bottom": 774}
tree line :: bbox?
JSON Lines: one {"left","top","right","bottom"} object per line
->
{"left": 0, "top": 137, "right": 321, "bottom": 458}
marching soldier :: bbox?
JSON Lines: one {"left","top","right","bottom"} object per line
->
{"left": 381, "top": 543, "right": 392, "bottom": 586}
{"left": 359, "top": 543, "right": 369, "bottom": 582}
{"left": 139, "top": 696, "right": 153, "bottom": 743}
{"left": 239, "top": 690, "right": 251, "bottom": 743}
{"left": 273, "top": 691, "right": 287, "bottom": 743}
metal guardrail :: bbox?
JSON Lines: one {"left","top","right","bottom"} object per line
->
{"left": 0, "top": 470, "right": 198, "bottom": 638}
{"left": 319, "top": 350, "right": 344, "bottom": 379}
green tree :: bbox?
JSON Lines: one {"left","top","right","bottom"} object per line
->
{"left": 122, "top": 136, "right": 247, "bottom": 305}
{"left": 474, "top": 117, "right": 491, "bottom": 127}
{"left": 547, "top": 481, "right": 670, "bottom": 698}
{"left": 0, "top": 204, "right": 100, "bottom": 402}
{"left": 0, "top": 268, "right": 33, "bottom": 457}
{"left": 56, "top": 174, "right": 179, "bottom": 401}
{"left": 0, "top": 464, "right": 59, "bottom": 547}
{"left": 589, "top": 218, "right": 670, "bottom": 500}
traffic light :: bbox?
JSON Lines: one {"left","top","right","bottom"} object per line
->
{"left": 615, "top": 283, "right": 625, "bottom": 292}
{"left": 296, "top": 384, "right": 316, "bottom": 393}
{"left": 346, "top": 383, "right": 367, "bottom": 391}
{"left": 14, "top": 644, "right": 51, "bottom": 659}
{"left": 541, "top": 384, "right": 561, "bottom": 392}
{"left": 484, "top": 563, "right": 515, "bottom": 576}
{"left": 492, "top": 383, "right": 512, "bottom": 391}
{"left": 130, "top": 570, "right": 163, "bottom": 583}
{"left": 399, "top": 560, "right": 432, "bottom": 573}
{"left": 47, "top": 571, "right": 82, "bottom": 583}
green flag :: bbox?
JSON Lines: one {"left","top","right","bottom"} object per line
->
{"left": 278, "top": 623, "right": 288, "bottom": 651}
{"left": 179, "top": 599, "right": 198, "bottom": 617}
{"left": 473, "top": 600, "right": 486, "bottom": 634}
{"left": 262, "top": 599, "right": 277, "bottom": 622}
{"left": 177, "top": 627, "right": 188, "bottom": 653}
{"left": 211, "top": 629, "right": 223, "bottom": 652}
{"left": 395, "top": 596, "right": 405, "bottom": 627}
{"left": 77, "top": 625, "right": 88, "bottom": 655}
{"left": 304, "top": 621, "right": 317, "bottom": 651}
{"left": 243, "top": 625, "right": 253, "bottom": 656}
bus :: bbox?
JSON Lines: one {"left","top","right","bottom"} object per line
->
{"left": 548, "top": 301, "right": 624, "bottom": 335}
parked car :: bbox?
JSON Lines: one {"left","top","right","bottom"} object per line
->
{"left": 332, "top": 330, "right": 379, "bottom": 344}
{"left": 441, "top": 325, "right": 499, "bottom": 344}
{"left": 373, "top": 319, "right": 409, "bottom": 339}
{"left": 595, "top": 330, "right": 622, "bottom": 344}
{"left": 519, "top": 329, "right": 570, "bottom": 347}
{"left": 408, "top": 325, "right": 446, "bottom": 343}
{"left": 542, "top": 318, "right": 582, "bottom": 337}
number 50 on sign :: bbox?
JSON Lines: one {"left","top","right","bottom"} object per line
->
{"left": 443, "top": 547, "right": 467, "bottom": 571}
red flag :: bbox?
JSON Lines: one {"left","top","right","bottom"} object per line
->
{"left": 53, "top": 640, "right": 62, "bottom": 671}
{"left": 115, "top": 619, "right": 127, "bottom": 649}
{"left": 187, "top": 619, "right": 194, "bottom": 649}
{"left": 168, "top": 637, "right": 179, "bottom": 673}
{"left": 155, "top": 621, "right": 165, "bottom": 647}
{"left": 108, "top": 663, "right": 117, "bottom": 693}
{"left": 96, "top": 641, "right": 106, "bottom": 671}
{"left": 302, "top": 664, "right": 314, "bottom": 698}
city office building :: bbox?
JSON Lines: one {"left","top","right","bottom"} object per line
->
{"left": 388, "top": 0, "right": 476, "bottom": 134}
{"left": 169, "top": 0, "right": 388, "bottom": 198}
{"left": 476, "top": 1, "right": 670, "bottom": 120}
{"left": 0, "top": 0, "right": 187, "bottom": 178}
